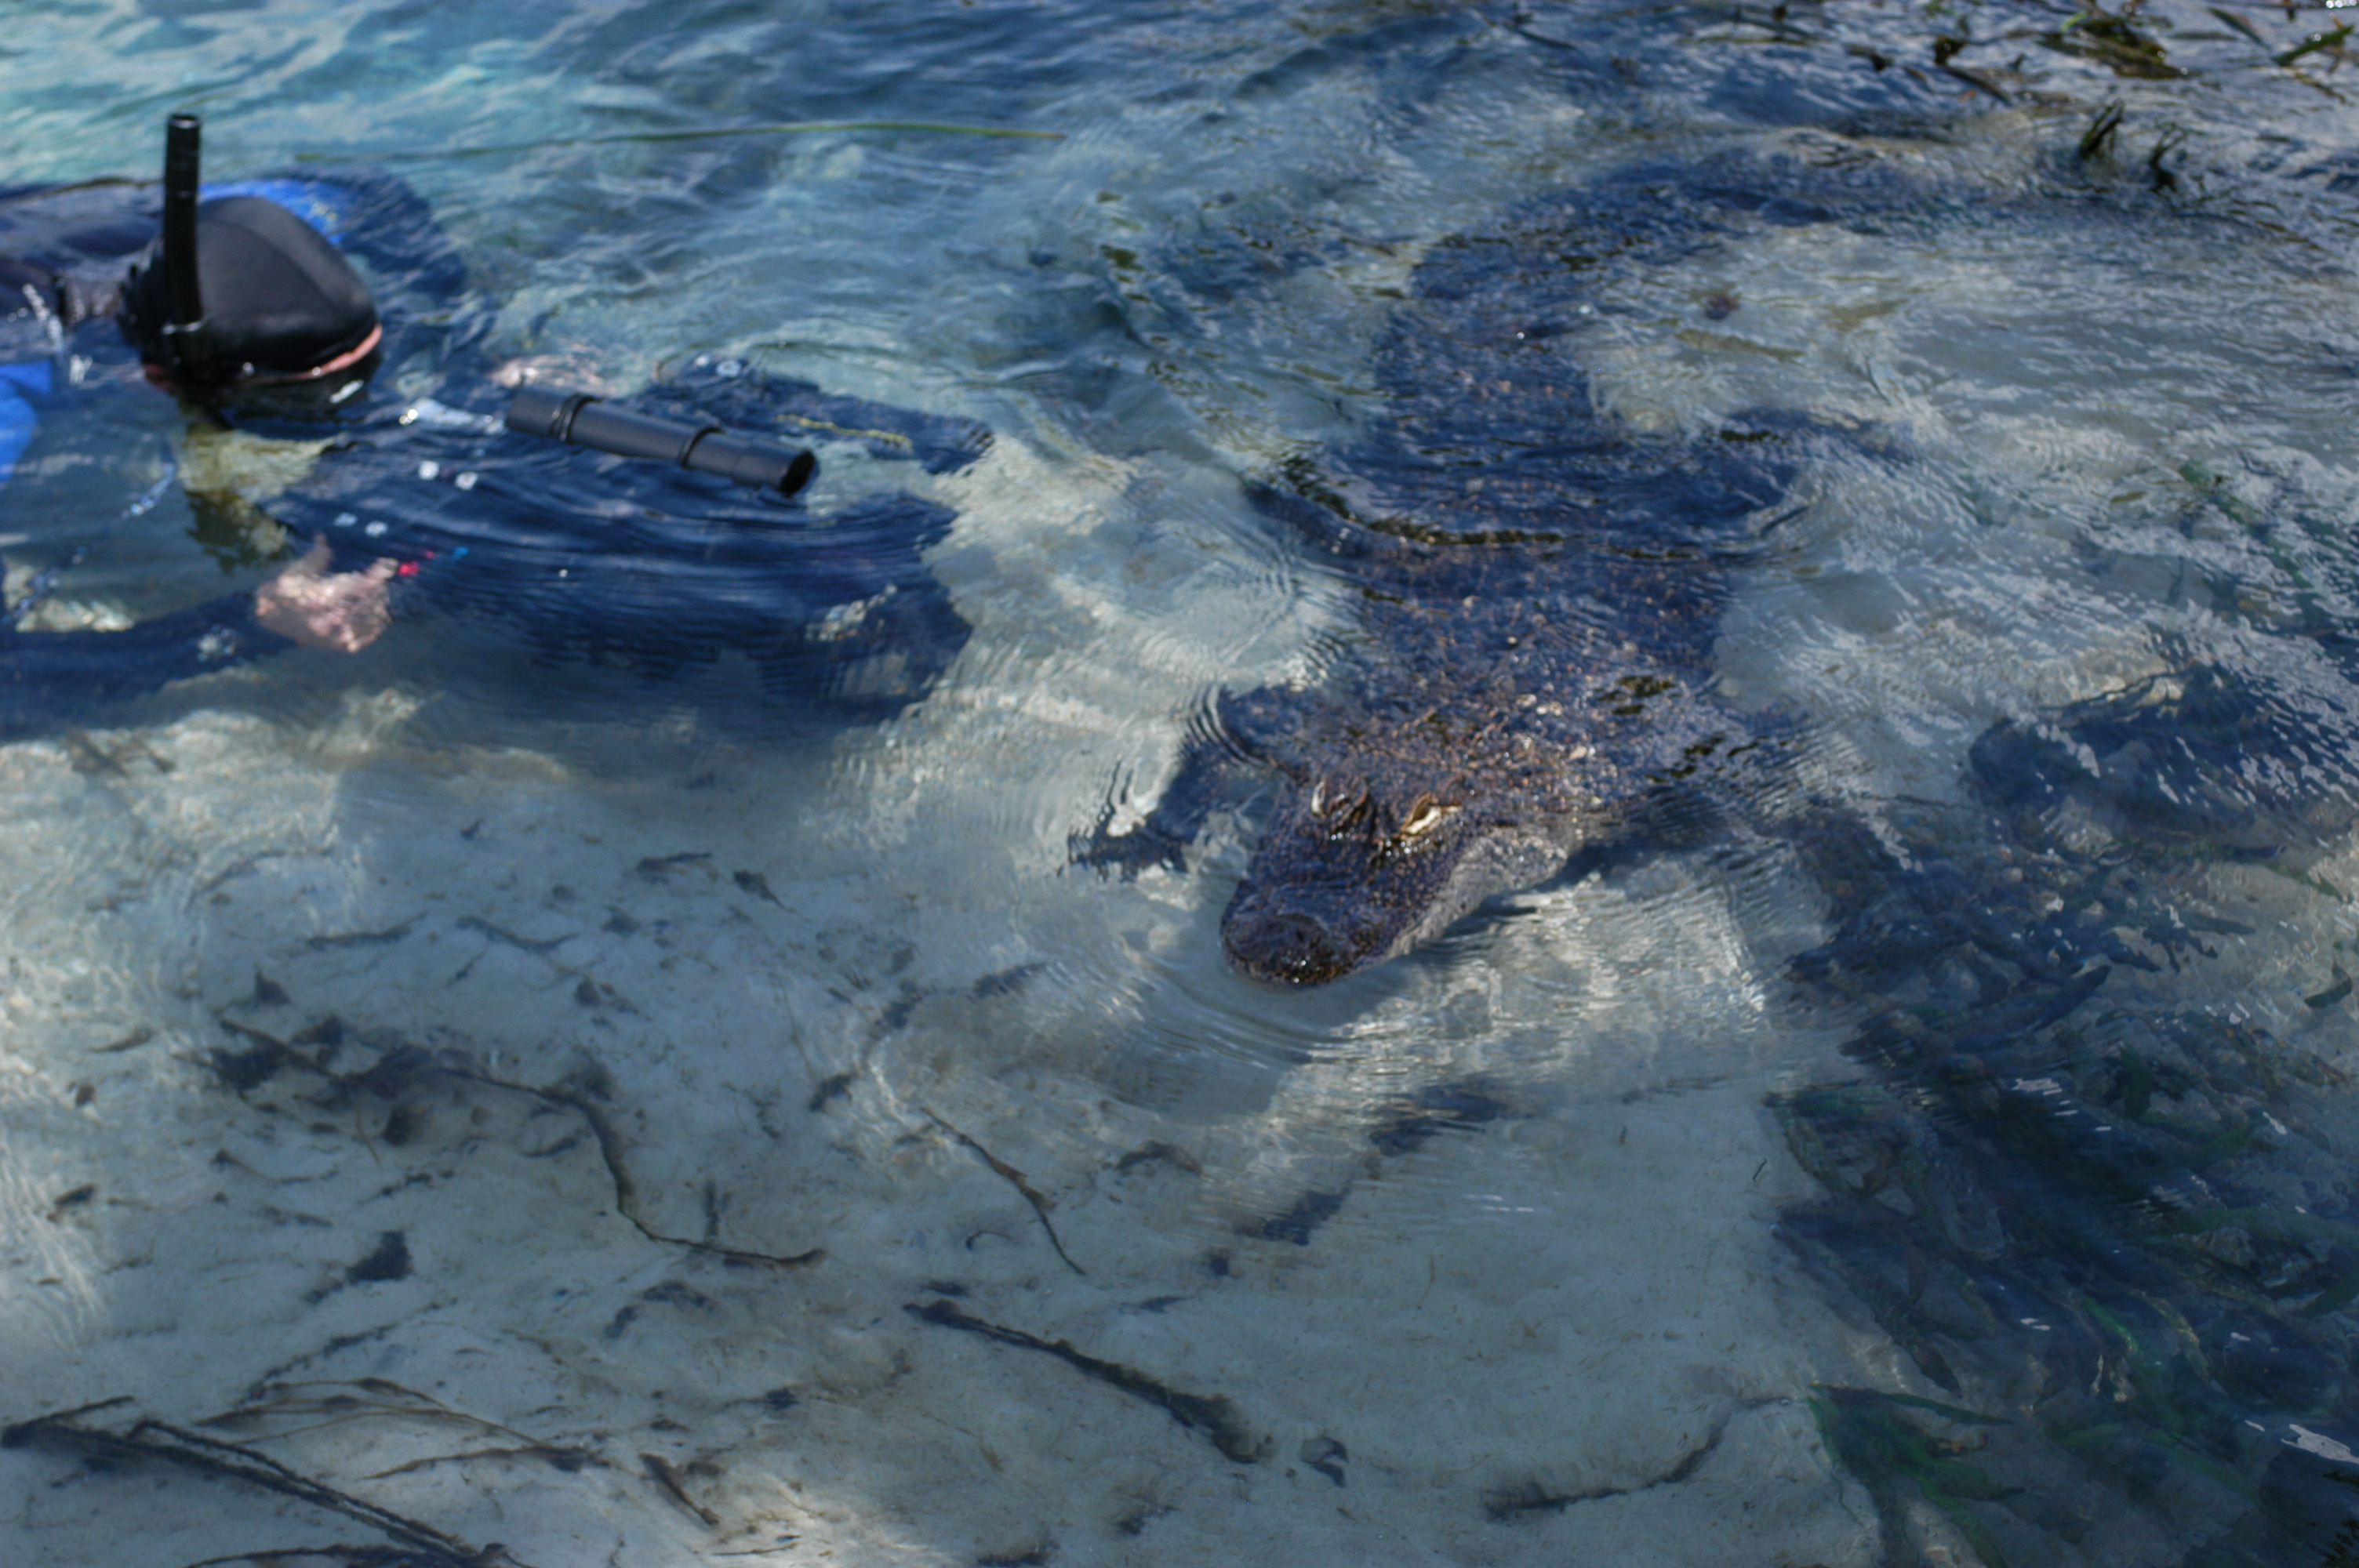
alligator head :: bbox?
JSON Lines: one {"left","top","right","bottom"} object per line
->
{"left": 1219, "top": 729, "right": 1602, "bottom": 985}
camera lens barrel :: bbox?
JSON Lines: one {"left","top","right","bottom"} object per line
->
{"left": 504, "top": 385, "right": 816, "bottom": 497}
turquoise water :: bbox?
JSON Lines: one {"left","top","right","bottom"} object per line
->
{"left": 11, "top": 2, "right": 2359, "bottom": 1563}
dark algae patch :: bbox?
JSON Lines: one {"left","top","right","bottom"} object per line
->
{"left": 1807, "top": 1388, "right": 2019, "bottom": 1567}
{"left": 2, "top": 1398, "right": 507, "bottom": 1566}
{"left": 927, "top": 1109, "right": 1085, "bottom": 1275}
{"left": 3, "top": 1381, "right": 633, "bottom": 1561}
{"left": 2039, "top": 5, "right": 2186, "bottom": 80}
{"left": 1483, "top": 1409, "right": 1741, "bottom": 1522}
{"left": 1241, "top": 1081, "right": 1516, "bottom": 1243}
{"left": 641, "top": 1451, "right": 720, "bottom": 1526}
{"left": 346, "top": 1231, "right": 411, "bottom": 1285}
{"left": 1247, "top": 1189, "right": 1345, "bottom": 1247}
{"left": 195, "top": 994, "right": 823, "bottom": 1276}
{"left": 906, "top": 1298, "right": 1268, "bottom": 1463}
{"left": 1776, "top": 652, "right": 2359, "bottom": 1563}
{"left": 1366, "top": 1080, "right": 1511, "bottom": 1156}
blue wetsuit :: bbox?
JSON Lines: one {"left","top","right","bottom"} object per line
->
{"left": 0, "top": 172, "right": 983, "bottom": 735}
{"left": 0, "top": 361, "right": 48, "bottom": 481}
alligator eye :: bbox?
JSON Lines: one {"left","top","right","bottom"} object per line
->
{"left": 1399, "top": 797, "right": 1455, "bottom": 839}
{"left": 1321, "top": 788, "right": 1372, "bottom": 838}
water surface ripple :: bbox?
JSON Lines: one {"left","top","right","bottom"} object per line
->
{"left": 10, "top": 2, "right": 2359, "bottom": 1564}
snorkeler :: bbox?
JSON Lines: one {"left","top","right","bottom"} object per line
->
{"left": 0, "top": 114, "right": 987, "bottom": 735}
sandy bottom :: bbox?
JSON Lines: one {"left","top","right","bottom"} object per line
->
{"left": 9, "top": 128, "right": 2337, "bottom": 1563}
{"left": 0, "top": 629, "right": 1914, "bottom": 1567}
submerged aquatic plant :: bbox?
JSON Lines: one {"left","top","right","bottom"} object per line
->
{"left": 1778, "top": 662, "right": 2359, "bottom": 1561}
{"left": 2041, "top": 4, "right": 2186, "bottom": 81}
{"left": 1808, "top": 1387, "right": 2019, "bottom": 1566}
{"left": 1772, "top": 434, "right": 2359, "bottom": 1559}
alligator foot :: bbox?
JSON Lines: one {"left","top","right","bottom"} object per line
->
{"left": 1070, "top": 771, "right": 1191, "bottom": 878}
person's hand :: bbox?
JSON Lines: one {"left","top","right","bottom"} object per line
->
{"left": 253, "top": 537, "right": 398, "bottom": 653}
{"left": 491, "top": 355, "right": 612, "bottom": 393}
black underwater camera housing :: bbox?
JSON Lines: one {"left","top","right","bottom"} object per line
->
{"left": 129, "top": 113, "right": 812, "bottom": 495}
{"left": 505, "top": 385, "right": 819, "bottom": 498}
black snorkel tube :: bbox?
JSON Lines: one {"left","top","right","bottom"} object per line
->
{"left": 506, "top": 384, "right": 818, "bottom": 498}
{"left": 158, "top": 113, "right": 217, "bottom": 379}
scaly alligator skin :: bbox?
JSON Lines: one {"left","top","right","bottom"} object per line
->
{"left": 1080, "top": 151, "right": 1906, "bottom": 984}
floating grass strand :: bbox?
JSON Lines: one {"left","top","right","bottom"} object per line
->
{"left": 2276, "top": 23, "right": 2354, "bottom": 68}
{"left": 2208, "top": 7, "right": 2267, "bottom": 47}
{"left": 300, "top": 120, "right": 1063, "bottom": 163}
{"left": 2079, "top": 101, "right": 2125, "bottom": 161}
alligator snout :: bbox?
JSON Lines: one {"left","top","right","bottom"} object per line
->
{"left": 1219, "top": 771, "right": 1487, "bottom": 985}
{"left": 1223, "top": 909, "right": 1365, "bottom": 986}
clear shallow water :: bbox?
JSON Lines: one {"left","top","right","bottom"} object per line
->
{"left": 12, "top": 1, "right": 2359, "bottom": 1563}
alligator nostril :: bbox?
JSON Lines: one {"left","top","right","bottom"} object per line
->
{"left": 1223, "top": 910, "right": 1351, "bottom": 985}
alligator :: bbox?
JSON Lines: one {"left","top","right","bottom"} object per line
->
{"left": 1077, "top": 125, "right": 2359, "bottom": 1555}
{"left": 1078, "top": 151, "right": 1908, "bottom": 984}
